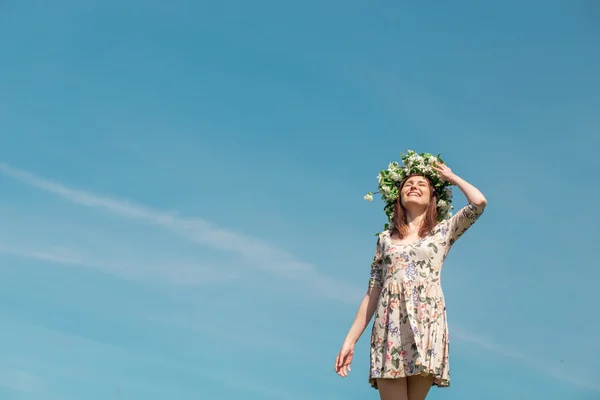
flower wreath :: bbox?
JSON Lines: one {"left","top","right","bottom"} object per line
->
{"left": 364, "top": 150, "right": 454, "bottom": 231}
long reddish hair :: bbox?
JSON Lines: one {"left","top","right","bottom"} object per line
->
{"left": 391, "top": 174, "right": 439, "bottom": 239}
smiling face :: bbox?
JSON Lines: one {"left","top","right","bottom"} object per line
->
{"left": 400, "top": 175, "right": 433, "bottom": 208}
{"left": 392, "top": 174, "right": 439, "bottom": 238}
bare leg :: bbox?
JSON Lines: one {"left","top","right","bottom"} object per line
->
{"left": 407, "top": 374, "right": 434, "bottom": 400}
{"left": 377, "top": 378, "right": 408, "bottom": 400}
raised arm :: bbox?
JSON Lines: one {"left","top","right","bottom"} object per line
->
{"left": 434, "top": 162, "right": 487, "bottom": 245}
{"left": 434, "top": 162, "right": 487, "bottom": 208}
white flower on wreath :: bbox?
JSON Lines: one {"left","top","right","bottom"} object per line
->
{"left": 443, "top": 187, "right": 453, "bottom": 200}
{"left": 390, "top": 171, "right": 401, "bottom": 181}
{"left": 364, "top": 150, "right": 455, "bottom": 231}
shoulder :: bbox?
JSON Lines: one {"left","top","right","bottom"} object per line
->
{"left": 376, "top": 230, "right": 391, "bottom": 246}
{"left": 379, "top": 230, "right": 391, "bottom": 240}
{"left": 431, "top": 220, "right": 450, "bottom": 238}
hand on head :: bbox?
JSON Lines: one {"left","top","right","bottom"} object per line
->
{"left": 433, "top": 161, "right": 457, "bottom": 183}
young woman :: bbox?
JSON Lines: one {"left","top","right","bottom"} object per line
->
{"left": 334, "top": 152, "right": 486, "bottom": 400}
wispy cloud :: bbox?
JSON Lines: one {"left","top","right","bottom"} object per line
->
{"left": 1, "top": 162, "right": 598, "bottom": 392}
{"left": 1, "top": 323, "right": 301, "bottom": 400}
{"left": 453, "top": 328, "right": 600, "bottom": 392}
{"left": 0, "top": 244, "right": 241, "bottom": 286}
{"left": 0, "top": 364, "right": 42, "bottom": 393}
{"left": 0, "top": 163, "right": 362, "bottom": 302}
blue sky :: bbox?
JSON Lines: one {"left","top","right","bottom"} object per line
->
{"left": 1, "top": 1, "right": 599, "bottom": 399}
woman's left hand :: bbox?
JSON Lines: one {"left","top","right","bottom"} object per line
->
{"left": 433, "top": 162, "right": 458, "bottom": 184}
{"left": 434, "top": 161, "right": 487, "bottom": 207}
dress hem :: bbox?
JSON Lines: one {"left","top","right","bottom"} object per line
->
{"left": 368, "top": 369, "right": 450, "bottom": 390}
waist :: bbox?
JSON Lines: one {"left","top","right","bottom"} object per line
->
{"left": 382, "top": 278, "right": 443, "bottom": 298}
{"left": 383, "top": 277, "right": 441, "bottom": 287}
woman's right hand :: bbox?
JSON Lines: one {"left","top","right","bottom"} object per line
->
{"left": 334, "top": 342, "right": 355, "bottom": 378}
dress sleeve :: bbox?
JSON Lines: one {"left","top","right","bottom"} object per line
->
{"left": 368, "top": 234, "right": 385, "bottom": 289}
{"left": 446, "top": 203, "right": 485, "bottom": 246}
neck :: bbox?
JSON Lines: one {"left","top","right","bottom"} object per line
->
{"left": 405, "top": 207, "right": 426, "bottom": 230}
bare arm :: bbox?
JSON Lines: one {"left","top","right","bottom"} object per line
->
{"left": 434, "top": 162, "right": 487, "bottom": 247}
{"left": 342, "top": 286, "right": 382, "bottom": 346}
{"left": 450, "top": 175, "right": 487, "bottom": 208}
{"left": 335, "top": 236, "right": 384, "bottom": 377}
{"left": 434, "top": 162, "right": 487, "bottom": 208}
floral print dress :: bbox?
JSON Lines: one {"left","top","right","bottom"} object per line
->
{"left": 367, "top": 203, "right": 485, "bottom": 389}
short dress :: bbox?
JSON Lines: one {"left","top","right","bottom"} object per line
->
{"left": 367, "top": 203, "right": 484, "bottom": 389}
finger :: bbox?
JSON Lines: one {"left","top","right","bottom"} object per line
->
{"left": 336, "top": 354, "right": 343, "bottom": 369}
{"left": 336, "top": 356, "right": 345, "bottom": 374}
